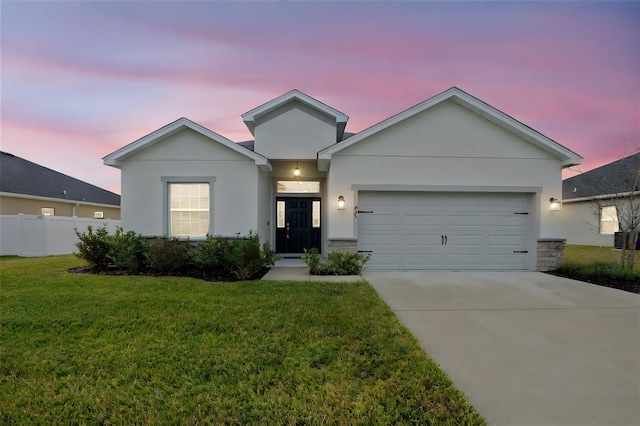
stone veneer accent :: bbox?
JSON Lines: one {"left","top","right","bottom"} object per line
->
{"left": 327, "top": 238, "right": 358, "bottom": 253}
{"left": 537, "top": 239, "right": 566, "bottom": 271}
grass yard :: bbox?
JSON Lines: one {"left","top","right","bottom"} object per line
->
{"left": 563, "top": 244, "right": 623, "bottom": 264}
{"left": 555, "top": 245, "right": 640, "bottom": 293}
{"left": 0, "top": 255, "right": 484, "bottom": 425}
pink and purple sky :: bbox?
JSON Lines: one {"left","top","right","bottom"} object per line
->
{"left": 2, "top": 1, "right": 639, "bottom": 194}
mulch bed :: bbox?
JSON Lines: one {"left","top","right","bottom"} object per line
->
{"left": 545, "top": 270, "right": 640, "bottom": 294}
{"left": 68, "top": 266, "right": 270, "bottom": 282}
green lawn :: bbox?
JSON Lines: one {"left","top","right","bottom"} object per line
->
{"left": 563, "top": 244, "right": 622, "bottom": 264}
{"left": 0, "top": 255, "right": 484, "bottom": 425}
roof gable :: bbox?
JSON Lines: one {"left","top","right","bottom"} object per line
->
{"left": 0, "top": 151, "right": 120, "bottom": 206}
{"left": 563, "top": 152, "right": 640, "bottom": 200}
{"left": 103, "top": 117, "right": 272, "bottom": 171}
{"left": 242, "top": 90, "right": 349, "bottom": 141}
{"left": 317, "top": 87, "right": 582, "bottom": 171}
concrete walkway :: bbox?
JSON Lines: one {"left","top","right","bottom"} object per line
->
{"left": 262, "top": 259, "right": 364, "bottom": 282}
{"left": 364, "top": 271, "right": 640, "bottom": 426}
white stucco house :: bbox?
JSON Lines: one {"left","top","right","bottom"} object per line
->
{"left": 103, "top": 87, "right": 582, "bottom": 271}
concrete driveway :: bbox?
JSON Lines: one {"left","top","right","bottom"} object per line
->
{"left": 364, "top": 271, "right": 640, "bottom": 426}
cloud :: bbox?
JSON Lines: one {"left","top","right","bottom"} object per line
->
{"left": 1, "top": 0, "right": 638, "bottom": 193}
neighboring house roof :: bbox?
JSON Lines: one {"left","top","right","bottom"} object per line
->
{"left": 0, "top": 151, "right": 120, "bottom": 206}
{"left": 563, "top": 152, "right": 640, "bottom": 201}
{"left": 241, "top": 89, "right": 349, "bottom": 141}
{"left": 103, "top": 117, "right": 272, "bottom": 171}
{"left": 317, "top": 86, "right": 583, "bottom": 171}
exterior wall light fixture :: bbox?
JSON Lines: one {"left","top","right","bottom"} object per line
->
{"left": 293, "top": 161, "right": 301, "bottom": 177}
{"left": 550, "top": 197, "right": 562, "bottom": 212}
{"left": 338, "top": 195, "right": 346, "bottom": 210}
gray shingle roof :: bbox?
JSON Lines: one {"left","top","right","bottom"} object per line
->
{"left": 0, "top": 151, "right": 120, "bottom": 206}
{"left": 563, "top": 153, "right": 640, "bottom": 200}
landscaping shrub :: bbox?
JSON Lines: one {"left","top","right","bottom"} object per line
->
{"left": 193, "top": 233, "right": 275, "bottom": 279}
{"left": 553, "top": 260, "right": 640, "bottom": 293}
{"left": 147, "top": 237, "right": 194, "bottom": 274}
{"left": 75, "top": 227, "right": 274, "bottom": 281}
{"left": 193, "top": 236, "right": 230, "bottom": 272}
{"left": 228, "top": 232, "right": 276, "bottom": 280}
{"left": 109, "top": 227, "right": 148, "bottom": 273}
{"left": 556, "top": 261, "right": 639, "bottom": 281}
{"left": 74, "top": 225, "right": 111, "bottom": 270}
{"left": 302, "top": 248, "right": 371, "bottom": 275}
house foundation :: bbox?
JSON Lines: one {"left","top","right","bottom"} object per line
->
{"left": 327, "top": 238, "right": 358, "bottom": 253}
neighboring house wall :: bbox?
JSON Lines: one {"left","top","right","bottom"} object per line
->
{"left": 253, "top": 101, "right": 336, "bottom": 159}
{"left": 0, "top": 194, "right": 120, "bottom": 219}
{"left": 561, "top": 200, "right": 615, "bottom": 246}
{"left": 119, "top": 128, "right": 260, "bottom": 237}
{"left": 327, "top": 100, "right": 563, "bottom": 241}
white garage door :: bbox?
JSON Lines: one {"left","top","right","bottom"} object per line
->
{"left": 358, "top": 192, "right": 530, "bottom": 270}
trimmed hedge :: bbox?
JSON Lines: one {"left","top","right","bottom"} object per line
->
{"left": 551, "top": 261, "right": 640, "bottom": 294}
{"left": 302, "top": 248, "right": 371, "bottom": 275}
{"left": 74, "top": 226, "right": 275, "bottom": 281}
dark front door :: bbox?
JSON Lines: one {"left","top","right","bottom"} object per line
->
{"left": 276, "top": 197, "right": 321, "bottom": 254}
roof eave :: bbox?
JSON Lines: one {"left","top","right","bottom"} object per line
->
{"left": 241, "top": 90, "right": 348, "bottom": 134}
{"left": 103, "top": 117, "right": 272, "bottom": 170}
{"left": 319, "top": 87, "right": 583, "bottom": 166}
{"left": 563, "top": 190, "right": 640, "bottom": 203}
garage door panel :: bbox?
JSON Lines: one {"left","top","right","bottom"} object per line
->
{"left": 404, "top": 214, "right": 444, "bottom": 226}
{"left": 404, "top": 232, "right": 443, "bottom": 241}
{"left": 445, "top": 255, "right": 486, "bottom": 268}
{"left": 446, "top": 236, "right": 485, "bottom": 246}
{"left": 360, "top": 214, "right": 399, "bottom": 226}
{"left": 490, "top": 216, "right": 528, "bottom": 226}
{"left": 490, "top": 235, "right": 526, "bottom": 246}
{"left": 359, "top": 236, "right": 401, "bottom": 246}
{"left": 446, "top": 215, "right": 486, "bottom": 226}
{"left": 367, "top": 254, "right": 401, "bottom": 266}
{"left": 358, "top": 192, "right": 530, "bottom": 270}
{"left": 489, "top": 254, "right": 529, "bottom": 266}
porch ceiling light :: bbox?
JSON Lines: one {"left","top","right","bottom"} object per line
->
{"left": 338, "top": 195, "right": 346, "bottom": 210}
{"left": 293, "top": 161, "right": 301, "bottom": 177}
{"left": 550, "top": 197, "right": 562, "bottom": 212}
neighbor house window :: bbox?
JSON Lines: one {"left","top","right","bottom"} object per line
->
{"left": 169, "top": 183, "right": 210, "bottom": 237}
{"left": 600, "top": 206, "right": 619, "bottom": 234}
{"left": 94, "top": 212, "right": 104, "bottom": 219}
{"left": 41, "top": 207, "right": 54, "bottom": 216}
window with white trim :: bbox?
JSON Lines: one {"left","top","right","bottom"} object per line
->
{"left": 600, "top": 206, "right": 619, "bottom": 234}
{"left": 41, "top": 207, "right": 54, "bottom": 216}
{"left": 94, "top": 212, "right": 104, "bottom": 219}
{"left": 169, "top": 183, "right": 210, "bottom": 237}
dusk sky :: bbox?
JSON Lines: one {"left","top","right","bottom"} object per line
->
{"left": 2, "top": 1, "right": 639, "bottom": 195}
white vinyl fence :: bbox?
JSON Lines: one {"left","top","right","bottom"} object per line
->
{"left": 0, "top": 215, "right": 121, "bottom": 257}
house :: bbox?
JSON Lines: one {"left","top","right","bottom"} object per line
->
{"left": 562, "top": 153, "right": 639, "bottom": 247}
{"left": 1, "top": 151, "right": 120, "bottom": 219}
{"left": 103, "top": 87, "right": 582, "bottom": 271}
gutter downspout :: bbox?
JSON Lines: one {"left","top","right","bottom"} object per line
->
{"left": 72, "top": 203, "right": 80, "bottom": 217}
